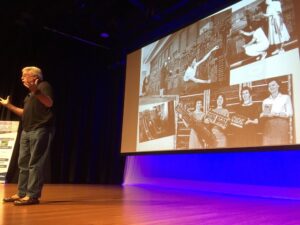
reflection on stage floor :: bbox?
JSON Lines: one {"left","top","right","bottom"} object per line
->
{"left": 1, "top": 184, "right": 300, "bottom": 225}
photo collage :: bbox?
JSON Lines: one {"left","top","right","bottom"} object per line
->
{"left": 137, "top": 0, "right": 299, "bottom": 152}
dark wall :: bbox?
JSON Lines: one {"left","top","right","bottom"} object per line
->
{"left": 0, "top": 19, "right": 126, "bottom": 184}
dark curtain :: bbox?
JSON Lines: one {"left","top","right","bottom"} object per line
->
{"left": 0, "top": 14, "right": 126, "bottom": 184}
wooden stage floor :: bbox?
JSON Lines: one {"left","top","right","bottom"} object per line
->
{"left": 1, "top": 184, "right": 300, "bottom": 225}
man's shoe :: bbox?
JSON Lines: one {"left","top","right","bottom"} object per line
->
{"left": 14, "top": 197, "right": 39, "bottom": 206}
{"left": 3, "top": 194, "right": 23, "bottom": 203}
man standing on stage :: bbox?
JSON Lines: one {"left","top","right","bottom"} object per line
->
{"left": 1, "top": 66, "right": 54, "bottom": 206}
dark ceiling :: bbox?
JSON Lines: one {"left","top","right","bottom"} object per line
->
{"left": 2, "top": 0, "right": 237, "bottom": 55}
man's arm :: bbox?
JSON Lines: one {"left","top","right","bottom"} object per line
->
{"left": 29, "top": 80, "right": 53, "bottom": 108}
{"left": 33, "top": 90, "right": 53, "bottom": 108}
{"left": 0, "top": 96, "right": 24, "bottom": 117}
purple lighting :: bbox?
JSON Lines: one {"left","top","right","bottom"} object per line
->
{"left": 100, "top": 32, "right": 110, "bottom": 38}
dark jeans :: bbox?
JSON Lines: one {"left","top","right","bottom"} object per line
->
{"left": 17, "top": 127, "right": 54, "bottom": 198}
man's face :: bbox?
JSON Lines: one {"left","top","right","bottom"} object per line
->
{"left": 21, "top": 72, "right": 38, "bottom": 88}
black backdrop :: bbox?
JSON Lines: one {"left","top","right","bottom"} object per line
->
{"left": 0, "top": 19, "right": 126, "bottom": 184}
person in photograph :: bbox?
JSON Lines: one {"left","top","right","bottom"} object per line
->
{"left": 260, "top": 79, "right": 293, "bottom": 145}
{"left": 181, "top": 100, "right": 215, "bottom": 149}
{"left": 147, "top": 105, "right": 168, "bottom": 139}
{"left": 239, "top": 20, "right": 270, "bottom": 60}
{"left": 1, "top": 66, "right": 54, "bottom": 206}
{"left": 140, "top": 112, "right": 154, "bottom": 141}
{"left": 141, "top": 75, "right": 150, "bottom": 96}
{"left": 181, "top": 100, "right": 206, "bottom": 149}
{"left": 206, "top": 94, "right": 230, "bottom": 148}
{"left": 160, "top": 60, "right": 171, "bottom": 96}
{"left": 264, "top": 0, "right": 290, "bottom": 55}
{"left": 183, "top": 45, "right": 219, "bottom": 84}
{"left": 232, "top": 87, "right": 261, "bottom": 147}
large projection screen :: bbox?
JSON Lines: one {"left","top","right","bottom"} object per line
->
{"left": 121, "top": 0, "right": 300, "bottom": 154}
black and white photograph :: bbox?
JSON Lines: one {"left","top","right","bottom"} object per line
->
{"left": 139, "top": 9, "right": 231, "bottom": 98}
{"left": 123, "top": 0, "right": 300, "bottom": 153}
{"left": 175, "top": 74, "right": 294, "bottom": 150}
{"left": 137, "top": 101, "right": 176, "bottom": 151}
{"left": 228, "top": 0, "right": 297, "bottom": 69}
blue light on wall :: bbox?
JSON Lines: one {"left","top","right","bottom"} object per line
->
{"left": 124, "top": 149, "right": 300, "bottom": 199}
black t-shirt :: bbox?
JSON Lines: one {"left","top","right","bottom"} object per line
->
{"left": 22, "top": 81, "right": 54, "bottom": 131}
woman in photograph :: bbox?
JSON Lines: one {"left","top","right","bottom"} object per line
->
{"left": 207, "top": 94, "right": 230, "bottom": 148}
{"left": 260, "top": 79, "right": 293, "bottom": 145}
{"left": 141, "top": 75, "right": 150, "bottom": 96}
{"left": 233, "top": 86, "right": 261, "bottom": 147}
{"left": 239, "top": 20, "right": 270, "bottom": 60}
{"left": 178, "top": 99, "right": 216, "bottom": 149}
{"left": 160, "top": 61, "right": 170, "bottom": 96}
{"left": 183, "top": 45, "right": 219, "bottom": 84}
{"left": 264, "top": 0, "right": 290, "bottom": 55}
{"left": 187, "top": 100, "right": 206, "bottom": 149}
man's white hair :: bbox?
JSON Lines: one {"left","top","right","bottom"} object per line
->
{"left": 22, "top": 66, "right": 43, "bottom": 80}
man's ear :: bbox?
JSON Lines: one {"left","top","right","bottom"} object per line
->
{"left": 35, "top": 78, "right": 39, "bottom": 85}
